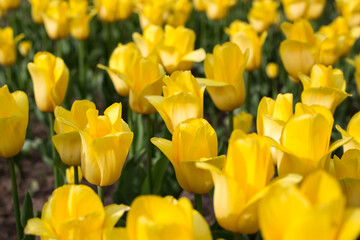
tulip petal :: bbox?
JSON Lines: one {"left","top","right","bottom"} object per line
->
{"left": 53, "top": 131, "right": 82, "bottom": 166}
{"left": 103, "top": 228, "right": 129, "bottom": 240}
{"left": 182, "top": 48, "right": 206, "bottom": 62}
{"left": 192, "top": 210, "right": 212, "bottom": 240}
{"left": 104, "top": 204, "right": 130, "bottom": 228}
{"left": 339, "top": 178, "right": 360, "bottom": 207}
{"left": 338, "top": 208, "right": 360, "bottom": 240}
{"left": 151, "top": 137, "right": 174, "bottom": 164}
{"left": 24, "top": 218, "right": 58, "bottom": 238}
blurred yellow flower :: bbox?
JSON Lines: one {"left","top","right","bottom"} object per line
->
{"left": 259, "top": 170, "right": 360, "bottom": 240}
{"left": 203, "top": 42, "right": 247, "bottom": 111}
{"left": 0, "top": 85, "right": 28, "bottom": 158}
{"left": 330, "top": 149, "right": 360, "bottom": 180}
{"left": 69, "top": 0, "right": 97, "bottom": 40}
{"left": 25, "top": 184, "right": 129, "bottom": 239}
{"left": 280, "top": 19, "right": 319, "bottom": 82}
{"left": 348, "top": 53, "right": 360, "bottom": 96}
{"left": 201, "top": 0, "right": 237, "bottom": 20}
{"left": 42, "top": 0, "right": 70, "bottom": 39}
{"left": 337, "top": 111, "right": 360, "bottom": 152}
{"left": 132, "top": 24, "right": 164, "bottom": 57}
{"left": 53, "top": 100, "right": 96, "bottom": 166}
{"left": 336, "top": 0, "right": 360, "bottom": 27}
{"left": 146, "top": 71, "right": 205, "bottom": 133}
{"left": 281, "top": 0, "right": 326, "bottom": 21}
{"left": 299, "top": 64, "right": 350, "bottom": 114}
{"left": 166, "top": 0, "right": 193, "bottom": 27}
{"left": 152, "top": 118, "right": 225, "bottom": 194}
{"left": 29, "top": 0, "right": 49, "bottom": 24}
{"left": 198, "top": 130, "right": 274, "bottom": 233}
{"left": 248, "top": 0, "right": 279, "bottom": 33}
{"left": 125, "top": 195, "right": 212, "bottom": 239}
{"left": 157, "top": 25, "right": 205, "bottom": 74}
{"left": 233, "top": 111, "right": 253, "bottom": 134}
{"left": 19, "top": 40, "right": 32, "bottom": 57}
{"left": 0, "top": 0, "right": 20, "bottom": 11}
{"left": 95, "top": 0, "right": 134, "bottom": 22}
{"left": 226, "top": 20, "right": 267, "bottom": 71}
{"left": 265, "top": 62, "right": 279, "bottom": 79}
{"left": 0, "top": 27, "right": 24, "bottom": 66}
{"left": 28, "top": 51, "right": 69, "bottom": 113}
{"left": 66, "top": 166, "right": 83, "bottom": 184}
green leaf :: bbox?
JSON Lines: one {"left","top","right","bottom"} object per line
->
{"left": 141, "top": 156, "right": 169, "bottom": 195}
{"left": 21, "top": 192, "right": 33, "bottom": 228}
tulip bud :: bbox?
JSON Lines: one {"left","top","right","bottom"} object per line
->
{"left": 233, "top": 111, "right": 253, "bottom": 134}
{"left": 266, "top": 62, "right": 279, "bottom": 79}
{"left": 19, "top": 41, "right": 32, "bottom": 57}
{"left": 0, "top": 27, "right": 24, "bottom": 66}
{"left": 248, "top": 0, "right": 279, "bottom": 33}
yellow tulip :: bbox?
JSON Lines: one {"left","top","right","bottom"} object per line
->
{"left": 299, "top": 64, "right": 350, "bottom": 114}
{"left": 66, "top": 166, "right": 83, "bottom": 184}
{"left": 226, "top": 20, "right": 267, "bottom": 71}
{"left": 125, "top": 195, "right": 212, "bottom": 240}
{"left": 157, "top": 25, "right": 206, "bottom": 74}
{"left": 29, "top": 0, "right": 49, "bottom": 24}
{"left": 233, "top": 111, "right": 253, "bottom": 134}
{"left": 0, "top": 27, "right": 24, "bottom": 66}
{"left": 274, "top": 103, "right": 349, "bottom": 176}
{"left": 0, "top": 85, "right": 28, "bottom": 158}
{"left": 152, "top": 118, "right": 226, "bottom": 194}
{"left": 203, "top": 42, "right": 248, "bottom": 112}
{"left": 203, "top": 0, "right": 237, "bottom": 20}
{"left": 336, "top": 0, "right": 360, "bottom": 27}
{"left": 19, "top": 40, "right": 32, "bottom": 57}
{"left": 95, "top": 0, "right": 134, "bottom": 22}
{"left": 28, "top": 51, "right": 69, "bottom": 113}
{"left": 317, "top": 17, "right": 355, "bottom": 65}
{"left": 132, "top": 24, "right": 164, "bottom": 57}
{"left": 265, "top": 62, "right": 279, "bottom": 79}
{"left": 281, "top": 0, "right": 325, "bottom": 21}
{"left": 69, "top": 0, "right": 97, "bottom": 40}
{"left": 166, "top": 0, "right": 193, "bottom": 27}
{"left": 146, "top": 71, "right": 205, "bottom": 133}
{"left": 280, "top": 19, "right": 319, "bottom": 82}
{"left": 198, "top": 130, "right": 274, "bottom": 233}
{"left": 193, "top": 0, "right": 206, "bottom": 12}
{"left": 248, "top": 0, "right": 279, "bottom": 33}
{"left": 348, "top": 54, "right": 360, "bottom": 96}
{"left": 76, "top": 103, "right": 133, "bottom": 186}
{"left": 42, "top": 0, "right": 70, "bottom": 40}
{"left": 25, "top": 184, "right": 129, "bottom": 239}
{"left": 0, "top": 0, "right": 20, "bottom": 11}
{"left": 259, "top": 169, "right": 360, "bottom": 240}
{"left": 53, "top": 100, "right": 96, "bottom": 166}
{"left": 330, "top": 149, "right": 360, "bottom": 180}
{"left": 337, "top": 111, "right": 360, "bottom": 152}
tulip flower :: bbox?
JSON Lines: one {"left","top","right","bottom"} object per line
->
{"left": 132, "top": 24, "right": 164, "bottom": 58}
{"left": 29, "top": 0, "right": 48, "bottom": 24}
{"left": 336, "top": 0, "right": 360, "bottom": 27}
{"left": 317, "top": 17, "right": 355, "bottom": 66}
{"left": 273, "top": 103, "right": 350, "bottom": 176}
{"left": 347, "top": 54, "right": 360, "bottom": 96}
{"left": 166, "top": 0, "right": 193, "bottom": 27}
{"left": 146, "top": 71, "right": 205, "bottom": 133}
{"left": 28, "top": 52, "right": 69, "bottom": 113}
{"left": 203, "top": 42, "right": 248, "bottom": 112}
{"left": 281, "top": 0, "right": 326, "bottom": 21}
{"left": 95, "top": 0, "right": 134, "bottom": 22}
{"left": 259, "top": 170, "right": 360, "bottom": 240}
{"left": 265, "top": 62, "right": 279, "bottom": 79}
{"left": 125, "top": 195, "right": 212, "bottom": 239}
{"left": 202, "top": 0, "right": 237, "bottom": 20}
{"left": 53, "top": 100, "right": 96, "bottom": 166}
{"left": 25, "top": 184, "right": 130, "bottom": 239}
{"left": 226, "top": 21, "right": 267, "bottom": 71}
{"left": 42, "top": 0, "right": 70, "bottom": 40}
{"left": 299, "top": 64, "right": 350, "bottom": 113}
{"left": 280, "top": 19, "right": 319, "bottom": 82}
{"left": 157, "top": 25, "right": 206, "bottom": 74}
{"left": 0, "top": 85, "right": 29, "bottom": 158}
{"left": 248, "top": 0, "right": 279, "bottom": 33}
{"left": 330, "top": 149, "right": 360, "bottom": 180}
{"left": 193, "top": 0, "right": 206, "bottom": 12}
{"left": 69, "top": 0, "right": 97, "bottom": 40}
{"left": 233, "top": 111, "right": 253, "bottom": 134}
{"left": 197, "top": 130, "right": 274, "bottom": 233}
{"left": 152, "top": 118, "right": 226, "bottom": 194}
{"left": 0, "top": 27, "right": 24, "bottom": 66}
{"left": 0, "top": 0, "right": 20, "bottom": 12}
{"left": 337, "top": 111, "right": 360, "bottom": 152}
{"left": 19, "top": 40, "right": 32, "bottom": 57}
{"left": 66, "top": 166, "right": 83, "bottom": 184}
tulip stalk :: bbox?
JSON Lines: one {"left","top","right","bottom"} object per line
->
{"left": 9, "top": 157, "right": 23, "bottom": 240}
{"left": 78, "top": 40, "right": 85, "bottom": 92}
{"left": 229, "top": 110, "right": 234, "bottom": 135}
{"left": 146, "top": 115, "right": 154, "bottom": 194}
{"left": 5, "top": 67, "right": 13, "bottom": 90}
{"left": 48, "top": 113, "right": 61, "bottom": 188}
{"left": 245, "top": 72, "right": 252, "bottom": 113}
{"left": 234, "top": 233, "right": 242, "bottom": 240}
{"left": 97, "top": 186, "right": 104, "bottom": 204}
{"left": 56, "top": 40, "right": 62, "bottom": 58}
{"left": 194, "top": 193, "right": 203, "bottom": 215}
{"left": 74, "top": 166, "right": 79, "bottom": 184}
{"left": 128, "top": 107, "right": 134, "bottom": 159}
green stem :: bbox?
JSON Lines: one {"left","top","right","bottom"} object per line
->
{"left": 146, "top": 115, "right": 153, "bottom": 194}
{"left": 234, "top": 233, "right": 242, "bottom": 240}
{"left": 97, "top": 186, "right": 104, "bottom": 204}
{"left": 78, "top": 40, "right": 85, "bottom": 93}
{"left": 245, "top": 72, "right": 252, "bottom": 113}
{"left": 48, "top": 113, "right": 60, "bottom": 188}
{"left": 201, "top": 13, "right": 207, "bottom": 50}
{"left": 9, "top": 157, "right": 23, "bottom": 240}
{"left": 194, "top": 194, "right": 203, "bottom": 215}
{"left": 56, "top": 39, "right": 62, "bottom": 58}
{"left": 229, "top": 110, "right": 234, "bottom": 135}
{"left": 128, "top": 106, "right": 134, "bottom": 159}
{"left": 5, "top": 67, "right": 13, "bottom": 90}
{"left": 74, "top": 166, "right": 79, "bottom": 184}
{"left": 272, "top": 77, "right": 278, "bottom": 99}
{"left": 105, "top": 22, "right": 113, "bottom": 54}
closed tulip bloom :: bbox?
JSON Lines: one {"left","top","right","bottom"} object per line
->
{"left": 29, "top": 0, "right": 49, "bottom": 24}
{"left": 125, "top": 195, "right": 212, "bottom": 240}
{"left": 226, "top": 21, "right": 267, "bottom": 71}
{"left": 259, "top": 170, "right": 360, "bottom": 240}
{"left": 66, "top": 166, "right": 83, "bottom": 184}
{"left": 204, "top": 42, "right": 248, "bottom": 112}
{"left": 281, "top": 0, "right": 325, "bottom": 21}
{"left": 204, "top": 0, "right": 237, "bottom": 20}
{"left": 266, "top": 62, "right": 279, "bottom": 79}
{"left": 42, "top": 0, "right": 70, "bottom": 39}
{"left": 95, "top": 0, "right": 134, "bottom": 22}
{"left": 146, "top": 71, "right": 205, "bottom": 133}
{"left": 53, "top": 100, "right": 96, "bottom": 166}
{"left": 78, "top": 103, "right": 133, "bottom": 186}
{"left": 233, "top": 111, "right": 253, "bottom": 134}
{"left": 132, "top": 24, "right": 164, "bottom": 57}
{"left": 69, "top": 0, "right": 96, "bottom": 40}
{"left": 0, "top": 0, "right": 20, "bottom": 11}
{"left": 25, "top": 184, "right": 129, "bottom": 239}
{"left": 193, "top": 0, "right": 206, "bottom": 12}
{"left": 248, "top": 0, "right": 279, "bottom": 33}
{"left": 198, "top": 130, "right": 274, "bottom": 233}
{"left": 337, "top": 111, "right": 360, "bottom": 152}
{"left": 28, "top": 52, "right": 69, "bottom": 112}
{"left": 166, "top": 0, "right": 192, "bottom": 27}
{"left": 152, "top": 118, "right": 226, "bottom": 194}
{"left": 19, "top": 40, "right": 32, "bottom": 57}
{"left": 136, "top": 0, "right": 171, "bottom": 29}
{"left": 336, "top": 0, "right": 360, "bottom": 27}
{"left": 157, "top": 25, "right": 206, "bottom": 74}
{"left": 0, "top": 85, "right": 28, "bottom": 158}
{"left": 299, "top": 64, "right": 350, "bottom": 113}
{"left": 280, "top": 19, "right": 319, "bottom": 82}
{"left": 0, "top": 27, "right": 24, "bottom": 66}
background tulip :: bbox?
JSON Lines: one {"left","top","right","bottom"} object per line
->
{"left": 248, "top": 0, "right": 279, "bottom": 33}
{"left": 337, "top": 111, "right": 360, "bottom": 152}
{"left": 28, "top": 51, "right": 69, "bottom": 112}
{"left": 0, "top": 27, "right": 24, "bottom": 66}
{"left": 0, "top": 0, "right": 20, "bottom": 12}
{"left": 69, "top": 0, "right": 96, "bottom": 40}
{"left": 42, "top": 0, "right": 70, "bottom": 40}
{"left": 18, "top": 40, "right": 32, "bottom": 57}
{"left": 265, "top": 62, "right": 279, "bottom": 79}
{"left": 336, "top": 0, "right": 360, "bottom": 27}
{"left": 233, "top": 111, "right": 253, "bottom": 134}
{"left": 29, "top": 0, "right": 49, "bottom": 23}
{"left": 132, "top": 24, "right": 164, "bottom": 58}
